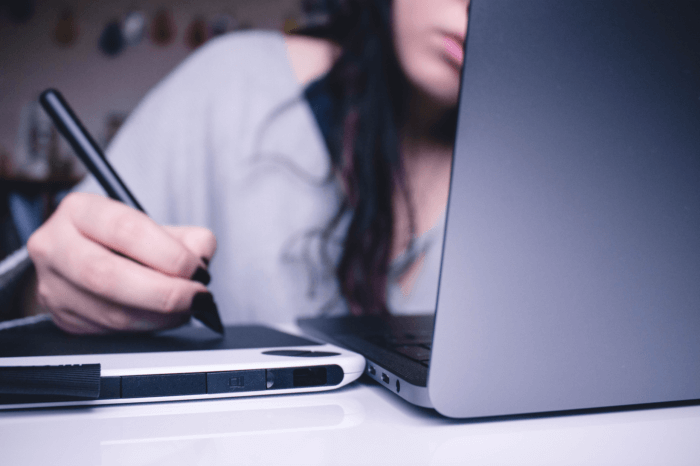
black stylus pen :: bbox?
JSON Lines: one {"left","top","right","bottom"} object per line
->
{"left": 39, "top": 89, "right": 224, "bottom": 335}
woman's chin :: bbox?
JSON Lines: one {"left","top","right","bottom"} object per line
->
{"left": 420, "top": 75, "right": 461, "bottom": 109}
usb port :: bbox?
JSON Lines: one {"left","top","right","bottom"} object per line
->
{"left": 368, "top": 365, "right": 376, "bottom": 375}
{"left": 381, "top": 373, "right": 389, "bottom": 384}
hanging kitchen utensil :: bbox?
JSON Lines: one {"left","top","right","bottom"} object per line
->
{"left": 209, "top": 13, "right": 236, "bottom": 37}
{"left": 150, "top": 8, "right": 175, "bottom": 46}
{"left": 122, "top": 10, "right": 145, "bottom": 47}
{"left": 184, "top": 16, "right": 208, "bottom": 49}
{"left": 99, "top": 19, "right": 125, "bottom": 57}
{"left": 53, "top": 8, "right": 78, "bottom": 47}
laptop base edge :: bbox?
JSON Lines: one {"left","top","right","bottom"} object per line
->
{"left": 364, "top": 359, "right": 432, "bottom": 408}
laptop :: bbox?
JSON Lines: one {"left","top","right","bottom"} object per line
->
{"left": 300, "top": 0, "right": 700, "bottom": 418}
{"left": 0, "top": 316, "right": 365, "bottom": 409}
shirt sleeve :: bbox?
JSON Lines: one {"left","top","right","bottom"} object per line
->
{"left": 73, "top": 30, "right": 299, "bottom": 229}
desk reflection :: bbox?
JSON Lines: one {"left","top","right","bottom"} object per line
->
{"left": 0, "top": 389, "right": 364, "bottom": 466}
{"left": 2, "top": 381, "right": 699, "bottom": 465}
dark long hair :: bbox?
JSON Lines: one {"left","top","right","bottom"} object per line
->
{"left": 298, "top": 0, "right": 414, "bottom": 315}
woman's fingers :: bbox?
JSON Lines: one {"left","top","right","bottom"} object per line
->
{"left": 38, "top": 262, "right": 193, "bottom": 334}
{"left": 33, "top": 214, "right": 207, "bottom": 313}
{"left": 162, "top": 225, "right": 217, "bottom": 265}
{"left": 51, "top": 287, "right": 191, "bottom": 334}
{"left": 46, "top": 283, "right": 190, "bottom": 334}
{"left": 27, "top": 192, "right": 217, "bottom": 334}
{"left": 60, "top": 192, "right": 208, "bottom": 279}
{"left": 50, "top": 305, "right": 111, "bottom": 335}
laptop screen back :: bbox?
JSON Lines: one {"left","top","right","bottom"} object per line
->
{"left": 430, "top": 0, "right": 700, "bottom": 418}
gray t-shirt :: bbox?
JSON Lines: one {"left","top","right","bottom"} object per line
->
{"left": 47, "top": 31, "right": 446, "bottom": 324}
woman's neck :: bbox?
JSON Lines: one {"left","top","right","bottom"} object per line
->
{"left": 403, "top": 86, "right": 456, "bottom": 148}
{"left": 392, "top": 88, "right": 455, "bottom": 262}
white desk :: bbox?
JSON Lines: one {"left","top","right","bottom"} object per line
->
{"left": 1, "top": 378, "right": 699, "bottom": 465}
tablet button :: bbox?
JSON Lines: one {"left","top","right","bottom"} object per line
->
{"left": 207, "top": 370, "right": 266, "bottom": 393}
{"left": 262, "top": 350, "right": 340, "bottom": 357}
{"left": 121, "top": 373, "right": 205, "bottom": 398}
{"left": 262, "top": 350, "right": 310, "bottom": 357}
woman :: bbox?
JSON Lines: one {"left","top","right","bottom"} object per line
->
{"left": 24, "top": 0, "right": 469, "bottom": 333}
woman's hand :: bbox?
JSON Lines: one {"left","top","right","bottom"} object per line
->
{"left": 27, "top": 192, "right": 217, "bottom": 334}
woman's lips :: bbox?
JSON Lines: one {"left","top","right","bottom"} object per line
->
{"left": 442, "top": 34, "right": 464, "bottom": 68}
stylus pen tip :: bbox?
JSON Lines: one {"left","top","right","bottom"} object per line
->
{"left": 191, "top": 292, "right": 225, "bottom": 335}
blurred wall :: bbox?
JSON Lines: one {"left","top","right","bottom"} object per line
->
{"left": 0, "top": 0, "right": 301, "bottom": 175}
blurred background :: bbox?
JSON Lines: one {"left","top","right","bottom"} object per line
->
{"left": 0, "top": 0, "right": 304, "bottom": 260}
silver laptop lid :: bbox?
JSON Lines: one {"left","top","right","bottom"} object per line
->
{"left": 430, "top": 0, "right": 700, "bottom": 418}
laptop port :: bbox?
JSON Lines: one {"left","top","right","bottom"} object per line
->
{"left": 368, "top": 365, "right": 376, "bottom": 375}
{"left": 292, "top": 367, "right": 327, "bottom": 387}
{"left": 381, "top": 373, "right": 389, "bottom": 384}
{"left": 396, "top": 379, "right": 400, "bottom": 393}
